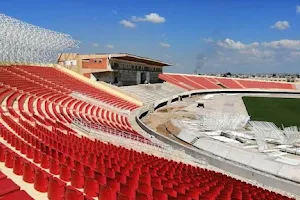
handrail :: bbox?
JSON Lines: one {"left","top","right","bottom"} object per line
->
{"left": 72, "top": 117, "right": 164, "bottom": 149}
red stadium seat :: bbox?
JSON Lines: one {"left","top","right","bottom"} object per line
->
{"left": 159, "top": 73, "right": 295, "bottom": 90}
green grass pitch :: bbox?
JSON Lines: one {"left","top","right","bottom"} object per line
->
{"left": 242, "top": 96, "right": 300, "bottom": 128}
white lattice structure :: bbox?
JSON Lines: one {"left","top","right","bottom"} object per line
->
{"left": 195, "top": 111, "right": 250, "bottom": 131}
{"left": 249, "top": 121, "right": 283, "bottom": 141}
{"left": 0, "top": 13, "right": 79, "bottom": 64}
{"left": 249, "top": 121, "right": 300, "bottom": 145}
{"left": 283, "top": 126, "right": 300, "bottom": 144}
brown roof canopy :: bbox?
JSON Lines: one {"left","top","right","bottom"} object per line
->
{"left": 110, "top": 53, "right": 172, "bottom": 67}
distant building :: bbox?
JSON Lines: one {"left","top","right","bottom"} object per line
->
{"left": 57, "top": 53, "right": 171, "bottom": 86}
{"left": 210, "top": 73, "right": 300, "bottom": 83}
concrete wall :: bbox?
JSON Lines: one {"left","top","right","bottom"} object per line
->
{"left": 82, "top": 57, "right": 108, "bottom": 69}
{"left": 112, "top": 70, "right": 162, "bottom": 86}
{"left": 93, "top": 72, "right": 114, "bottom": 83}
{"left": 135, "top": 89, "right": 300, "bottom": 195}
{"left": 149, "top": 72, "right": 161, "bottom": 83}
{"left": 118, "top": 70, "right": 138, "bottom": 86}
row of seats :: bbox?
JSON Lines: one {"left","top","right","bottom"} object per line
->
{"left": 206, "top": 77, "right": 243, "bottom": 89}
{"left": 158, "top": 74, "right": 195, "bottom": 90}
{"left": 0, "top": 66, "right": 150, "bottom": 144}
{"left": 237, "top": 79, "right": 294, "bottom": 90}
{"left": 10, "top": 66, "right": 139, "bottom": 111}
{"left": 0, "top": 86, "right": 144, "bottom": 141}
{"left": 159, "top": 74, "right": 295, "bottom": 90}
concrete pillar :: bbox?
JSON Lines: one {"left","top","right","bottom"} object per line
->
{"left": 179, "top": 96, "right": 183, "bottom": 101}
{"left": 149, "top": 103, "right": 155, "bottom": 113}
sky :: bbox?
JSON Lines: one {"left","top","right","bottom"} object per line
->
{"left": 1, "top": 0, "right": 300, "bottom": 74}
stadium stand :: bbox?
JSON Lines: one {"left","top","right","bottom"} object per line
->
{"left": 0, "top": 66, "right": 145, "bottom": 143}
{"left": 14, "top": 66, "right": 139, "bottom": 111}
{"left": 120, "top": 83, "right": 185, "bottom": 104}
{"left": 237, "top": 79, "right": 294, "bottom": 90}
{"left": 158, "top": 74, "right": 195, "bottom": 90}
{"left": 0, "top": 65, "right": 295, "bottom": 200}
{"left": 159, "top": 73, "right": 295, "bottom": 90}
{"left": 213, "top": 78, "right": 244, "bottom": 89}
{"left": 187, "top": 76, "right": 221, "bottom": 89}
{"left": 0, "top": 13, "right": 297, "bottom": 200}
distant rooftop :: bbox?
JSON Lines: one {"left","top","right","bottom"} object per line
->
{"left": 101, "top": 53, "right": 172, "bottom": 67}
{"left": 59, "top": 53, "right": 172, "bottom": 67}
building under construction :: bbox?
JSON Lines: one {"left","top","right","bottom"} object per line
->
{"left": 57, "top": 53, "right": 171, "bottom": 86}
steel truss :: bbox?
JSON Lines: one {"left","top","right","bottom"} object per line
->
{"left": 0, "top": 13, "right": 79, "bottom": 64}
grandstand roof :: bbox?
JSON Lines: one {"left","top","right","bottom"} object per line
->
{"left": 108, "top": 53, "right": 172, "bottom": 67}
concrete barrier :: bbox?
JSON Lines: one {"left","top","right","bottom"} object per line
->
{"left": 226, "top": 148, "right": 255, "bottom": 165}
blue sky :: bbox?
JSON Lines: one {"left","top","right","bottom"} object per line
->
{"left": 1, "top": 0, "right": 300, "bottom": 74}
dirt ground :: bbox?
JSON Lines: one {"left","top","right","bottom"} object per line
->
{"left": 142, "top": 103, "right": 198, "bottom": 147}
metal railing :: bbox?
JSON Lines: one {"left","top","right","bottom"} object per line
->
{"left": 72, "top": 117, "right": 205, "bottom": 167}
{"left": 72, "top": 117, "right": 164, "bottom": 149}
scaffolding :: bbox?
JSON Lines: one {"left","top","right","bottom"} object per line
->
{"left": 195, "top": 111, "right": 250, "bottom": 131}
{"left": 249, "top": 121, "right": 300, "bottom": 146}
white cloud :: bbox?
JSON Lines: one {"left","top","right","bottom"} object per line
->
{"left": 284, "top": 51, "right": 300, "bottom": 62}
{"left": 145, "top": 13, "right": 166, "bottom": 23}
{"left": 204, "top": 37, "right": 300, "bottom": 71}
{"left": 106, "top": 44, "right": 114, "bottom": 49}
{"left": 271, "top": 21, "right": 290, "bottom": 30}
{"left": 239, "top": 48, "right": 274, "bottom": 58}
{"left": 91, "top": 42, "right": 99, "bottom": 47}
{"left": 262, "top": 40, "right": 300, "bottom": 50}
{"left": 217, "top": 38, "right": 259, "bottom": 50}
{"left": 218, "top": 38, "right": 300, "bottom": 51}
{"left": 120, "top": 20, "right": 136, "bottom": 28}
{"left": 297, "top": 6, "right": 300, "bottom": 13}
{"left": 132, "top": 13, "right": 166, "bottom": 24}
{"left": 160, "top": 42, "right": 170, "bottom": 48}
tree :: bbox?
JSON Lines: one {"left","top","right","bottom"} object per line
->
{"left": 225, "top": 72, "right": 231, "bottom": 77}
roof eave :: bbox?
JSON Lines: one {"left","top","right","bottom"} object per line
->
{"left": 111, "top": 53, "right": 172, "bottom": 66}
